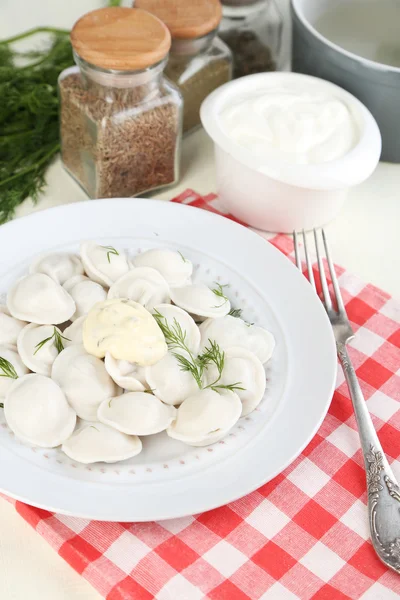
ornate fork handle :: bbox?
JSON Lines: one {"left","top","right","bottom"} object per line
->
{"left": 338, "top": 342, "right": 400, "bottom": 572}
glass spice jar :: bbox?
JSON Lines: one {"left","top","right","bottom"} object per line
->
{"left": 219, "top": 0, "right": 284, "bottom": 79}
{"left": 135, "top": 0, "right": 233, "bottom": 134}
{"left": 58, "top": 7, "right": 183, "bottom": 199}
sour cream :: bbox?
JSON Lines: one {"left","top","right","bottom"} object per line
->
{"left": 83, "top": 299, "right": 167, "bottom": 366}
{"left": 219, "top": 84, "right": 360, "bottom": 165}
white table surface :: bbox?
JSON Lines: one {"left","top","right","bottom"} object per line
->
{"left": 1, "top": 2, "right": 400, "bottom": 599}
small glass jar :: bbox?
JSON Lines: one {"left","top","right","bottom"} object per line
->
{"left": 165, "top": 33, "right": 232, "bottom": 133}
{"left": 135, "top": 0, "right": 232, "bottom": 133}
{"left": 58, "top": 7, "right": 183, "bottom": 199}
{"left": 220, "top": 0, "right": 284, "bottom": 79}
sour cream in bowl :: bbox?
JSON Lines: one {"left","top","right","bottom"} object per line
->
{"left": 201, "top": 72, "right": 381, "bottom": 232}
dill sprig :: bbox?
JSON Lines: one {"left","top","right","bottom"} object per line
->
{"left": 228, "top": 307, "right": 242, "bottom": 318}
{"left": 0, "top": 356, "right": 18, "bottom": 379}
{"left": 212, "top": 283, "right": 229, "bottom": 308}
{"left": 34, "top": 327, "right": 70, "bottom": 355}
{"left": 201, "top": 340, "right": 245, "bottom": 393}
{"left": 101, "top": 245, "right": 119, "bottom": 264}
{"left": 178, "top": 250, "right": 188, "bottom": 263}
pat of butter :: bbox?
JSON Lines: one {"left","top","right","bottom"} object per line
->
{"left": 83, "top": 299, "right": 167, "bottom": 366}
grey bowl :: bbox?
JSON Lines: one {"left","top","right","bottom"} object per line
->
{"left": 291, "top": 0, "right": 400, "bottom": 163}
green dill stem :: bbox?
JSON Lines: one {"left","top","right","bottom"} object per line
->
{"left": 0, "top": 27, "right": 70, "bottom": 46}
{"left": 0, "top": 144, "right": 60, "bottom": 188}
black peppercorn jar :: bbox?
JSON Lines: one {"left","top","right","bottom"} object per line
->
{"left": 219, "top": 0, "right": 284, "bottom": 79}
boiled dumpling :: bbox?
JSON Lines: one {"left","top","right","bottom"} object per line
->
{"left": 133, "top": 248, "right": 193, "bottom": 287}
{"left": 52, "top": 345, "right": 119, "bottom": 421}
{"left": 98, "top": 392, "right": 176, "bottom": 435}
{"left": 63, "top": 275, "right": 107, "bottom": 321}
{"left": 167, "top": 389, "right": 242, "bottom": 446}
{"left": 153, "top": 303, "right": 200, "bottom": 355}
{"left": 61, "top": 421, "right": 142, "bottom": 464}
{"left": 7, "top": 274, "right": 75, "bottom": 325}
{"left": 0, "top": 346, "right": 29, "bottom": 399}
{"left": 83, "top": 299, "right": 167, "bottom": 365}
{"left": 170, "top": 284, "right": 231, "bottom": 319}
{"left": 0, "top": 305, "right": 26, "bottom": 346}
{"left": 63, "top": 316, "right": 85, "bottom": 347}
{"left": 200, "top": 316, "right": 275, "bottom": 364}
{"left": 80, "top": 241, "right": 130, "bottom": 287}
{"left": 30, "top": 252, "right": 84, "bottom": 285}
{"left": 145, "top": 352, "right": 199, "bottom": 406}
{"left": 17, "top": 324, "right": 65, "bottom": 376}
{"left": 4, "top": 374, "right": 76, "bottom": 447}
{"left": 205, "top": 347, "right": 266, "bottom": 416}
{"left": 108, "top": 267, "right": 170, "bottom": 311}
{"left": 105, "top": 353, "right": 147, "bottom": 392}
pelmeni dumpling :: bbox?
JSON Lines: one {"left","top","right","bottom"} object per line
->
{"left": 5, "top": 374, "right": 76, "bottom": 447}
{"left": 167, "top": 389, "right": 242, "bottom": 446}
{"left": 52, "top": 345, "right": 119, "bottom": 421}
{"left": 61, "top": 421, "right": 142, "bottom": 464}
{"left": 205, "top": 347, "right": 266, "bottom": 416}
{"left": 153, "top": 304, "right": 200, "bottom": 355}
{"left": 145, "top": 352, "right": 199, "bottom": 406}
{"left": 105, "top": 353, "right": 147, "bottom": 392}
{"left": 63, "top": 275, "right": 107, "bottom": 321}
{"left": 170, "top": 284, "right": 231, "bottom": 319}
{"left": 30, "top": 252, "right": 84, "bottom": 285}
{"left": 17, "top": 324, "right": 64, "bottom": 376}
{"left": 0, "top": 305, "right": 26, "bottom": 346}
{"left": 0, "top": 346, "right": 29, "bottom": 399}
{"left": 133, "top": 248, "right": 193, "bottom": 287}
{"left": 98, "top": 392, "right": 176, "bottom": 436}
{"left": 200, "top": 316, "right": 275, "bottom": 364}
{"left": 63, "top": 316, "right": 85, "bottom": 347}
{"left": 80, "top": 241, "right": 130, "bottom": 287}
{"left": 7, "top": 274, "right": 75, "bottom": 325}
{"left": 108, "top": 267, "right": 170, "bottom": 311}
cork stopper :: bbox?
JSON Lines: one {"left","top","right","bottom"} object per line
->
{"left": 71, "top": 7, "right": 171, "bottom": 71}
{"left": 134, "top": 0, "right": 222, "bottom": 40}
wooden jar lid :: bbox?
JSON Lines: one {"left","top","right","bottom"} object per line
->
{"left": 71, "top": 7, "right": 171, "bottom": 71}
{"left": 134, "top": 0, "right": 222, "bottom": 40}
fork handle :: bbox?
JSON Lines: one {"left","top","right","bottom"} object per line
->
{"left": 337, "top": 342, "right": 400, "bottom": 573}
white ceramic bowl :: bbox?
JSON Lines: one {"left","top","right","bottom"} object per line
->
{"left": 200, "top": 72, "right": 381, "bottom": 233}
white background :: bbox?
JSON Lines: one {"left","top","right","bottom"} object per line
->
{"left": 0, "top": 1, "right": 400, "bottom": 599}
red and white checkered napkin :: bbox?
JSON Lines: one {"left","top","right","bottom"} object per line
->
{"left": 4, "top": 189, "right": 400, "bottom": 600}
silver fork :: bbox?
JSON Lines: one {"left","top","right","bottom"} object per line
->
{"left": 294, "top": 228, "right": 400, "bottom": 574}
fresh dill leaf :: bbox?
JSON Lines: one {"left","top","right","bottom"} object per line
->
{"left": 0, "top": 402, "right": 3, "bottom": 409}
{"left": 108, "top": 398, "right": 113, "bottom": 407}
{"left": 211, "top": 382, "right": 246, "bottom": 393}
{"left": 144, "top": 389, "right": 156, "bottom": 394}
{"left": 172, "top": 352, "right": 203, "bottom": 389}
{"left": 34, "top": 327, "right": 70, "bottom": 355}
{"left": 228, "top": 307, "right": 242, "bottom": 318}
{"left": 89, "top": 425, "right": 99, "bottom": 432}
{"left": 108, "top": 0, "right": 123, "bottom": 5}
{"left": 212, "top": 283, "right": 229, "bottom": 308}
{"left": 101, "top": 245, "right": 119, "bottom": 264}
{"left": 178, "top": 250, "right": 188, "bottom": 263}
{"left": 200, "top": 340, "right": 245, "bottom": 394}
{"left": 0, "top": 356, "right": 18, "bottom": 379}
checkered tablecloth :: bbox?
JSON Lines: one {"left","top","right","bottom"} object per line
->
{"left": 3, "top": 189, "right": 400, "bottom": 599}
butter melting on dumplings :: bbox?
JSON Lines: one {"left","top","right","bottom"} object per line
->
{"left": 108, "top": 267, "right": 170, "bottom": 311}
{"left": 30, "top": 252, "right": 84, "bottom": 285}
{"left": 170, "top": 284, "right": 231, "bottom": 319}
{"left": 52, "top": 345, "right": 119, "bottom": 421}
{"left": 63, "top": 275, "right": 107, "bottom": 321}
{"left": 4, "top": 374, "right": 76, "bottom": 447}
{"left": 7, "top": 273, "right": 75, "bottom": 325}
{"left": 17, "top": 323, "right": 64, "bottom": 376}
{"left": 62, "top": 421, "right": 142, "bottom": 464}
{"left": 133, "top": 248, "right": 193, "bottom": 287}
{"left": 98, "top": 392, "right": 176, "bottom": 436}
{"left": 200, "top": 315, "right": 275, "bottom": 364}
{"left": 80, "top": 241, "right": 130, "bottom": 287}
{"left": 167, "top": 389, "right": 242, "bottom": 447}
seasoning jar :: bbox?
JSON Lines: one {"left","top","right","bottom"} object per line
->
{"left": 219, "top": 0, "right": 284, "bottom": 79}
{"left": 58, "top": 7, "right": 183, "bottom": 199}
{"left": 135, "top": 0, "right": 233, "bottom": 133}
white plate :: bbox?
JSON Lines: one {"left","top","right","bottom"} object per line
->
{"left": 0, "top": 199, "right": 336, "bottom": 522}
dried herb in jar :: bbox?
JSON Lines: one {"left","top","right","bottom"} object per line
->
{"left": 219, "top": 29, "right": 276, "bottom": 78}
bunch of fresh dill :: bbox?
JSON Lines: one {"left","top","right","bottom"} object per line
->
{"left": 0, "top": 1, "right": 122, "bottom": 224}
